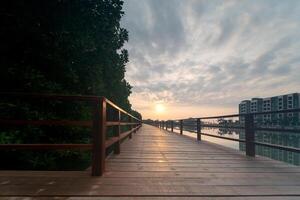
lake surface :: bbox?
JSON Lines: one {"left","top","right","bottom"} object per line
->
{"left": 173, "top": 126, "right": 300, "bottom": 166}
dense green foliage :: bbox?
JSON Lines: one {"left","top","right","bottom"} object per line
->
{"left": 0, "top": 0, "right": 141, "bottom": 170}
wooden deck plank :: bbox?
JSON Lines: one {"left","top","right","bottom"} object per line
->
{"left": 4, "top": 198, "right": 300, "bottom": 200}
{"left": 0, "top": 124, "right": 299, "bottom": 198}
{"left": 2, "top": 184, "right": 300, "bottom": 196}
{"left": 1, "top": 176, "right": 300, "bottom": 186}
{"left": 3, "top": 198, "right": 298, "bottom": 200}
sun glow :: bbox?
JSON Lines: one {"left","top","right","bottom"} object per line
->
{"left": 155, "top": 103, "right": 166, "bottom": 113}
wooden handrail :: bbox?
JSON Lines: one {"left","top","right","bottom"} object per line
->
{"left": 0, "top": 92, "right": 99, "bottom": 101}
{"left": 0, "top": 120, "right": 140, "bottom": 127}
{"left": 0, "top": 119, "right": 93, "bottom": 127}
{"left": 0, "top": 144, "right": 93, "bottom": 150}
{"left": 0, "top": 93, "right": 142, "bottom": 176}
{"left": 155, "top": 109, "right": 300, "bottom": 156}
{"left": 171, "top": 108, "right": 300, "bottom": 121}
{"left": 104, "top": 97, "right": 140, "bottom": 121}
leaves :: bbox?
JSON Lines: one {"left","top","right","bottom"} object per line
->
{"left": 0, "top": 0, "right": 142, "bottom": 170}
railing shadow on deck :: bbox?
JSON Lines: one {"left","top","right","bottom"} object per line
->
{"left": 147, "top": 109, "right": 300, "bottom": 160}
{"left": 0, "top": 93, "right": 142, "bottom": 176}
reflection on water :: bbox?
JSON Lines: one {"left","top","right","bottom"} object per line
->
{"left": 178, "top": 126, "right": 300, "bottom": 166}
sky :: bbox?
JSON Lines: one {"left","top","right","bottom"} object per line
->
{"left": 121, "top": 0, "right": 300, "bottom": 120}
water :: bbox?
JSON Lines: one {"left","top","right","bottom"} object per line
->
{"left": 173, "top": 127, "right": 300, "bottom": 166}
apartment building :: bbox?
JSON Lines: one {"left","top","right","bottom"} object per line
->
{"left": 238, "top": 93, "right": 300, "bottom": 125}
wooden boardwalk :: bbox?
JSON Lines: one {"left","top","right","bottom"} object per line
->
{"left": 1, "top": 124, "right": 300, "bottom": 199}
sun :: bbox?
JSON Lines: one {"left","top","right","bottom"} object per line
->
{"left": 155, "top": 103, "right": 165, "bottom": 113}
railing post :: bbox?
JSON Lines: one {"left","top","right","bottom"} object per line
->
{"left": 196, "top": 118, "right": 201, "bottom": 141}
{"left": 245, "top": 114, "right": 255, "bottom": 157}
{"left": 180, "top": 120, "right": 183, "bottom": 135}
{"left": 171, "top": 120, "right": 174, "bottom": 132}
{"left": 135, "top": 118, "right": 139, "bottom": 133}
{"left": 92, "top": 97, "right": 106, "bottom": 176}
{"left": 166, "top": 121, "right": 168, "bottom": 130}
{"left": 135, "top": 119, "right": 138, "bottom": 133}
{"left": 129, "top": 116, "right": 133, "bottom": 139}
{"left": 137, "top": 120, "right": 140, "bottom": 130}
{"left": 114, "top": 110, "right": 121, "bottom": 154}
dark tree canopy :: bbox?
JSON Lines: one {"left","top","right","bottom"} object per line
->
{"left": 0, "top": 0, "right": 141, "bottom": 170}
{"left": 0, "top": 0, "right": 138, "bottom": 111}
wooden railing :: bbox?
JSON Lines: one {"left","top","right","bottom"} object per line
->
{"left": 0, "top": 93, "right": 142, "bottom": 176}
{"left": 154, "top": 108, "right": 300, "bottom": 156}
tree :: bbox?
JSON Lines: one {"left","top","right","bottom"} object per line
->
{"left": 0, "top": 0, "right": 141, "bottom": 170}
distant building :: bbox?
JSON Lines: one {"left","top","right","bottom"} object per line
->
{"left": 238, "top": 93, "right": 300, "bottom": 125}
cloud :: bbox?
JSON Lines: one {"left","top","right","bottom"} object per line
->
{"left": 121, "top": 0, "right": 300, "bottom": 119}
